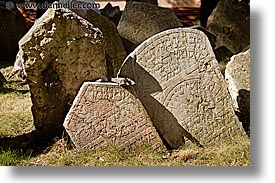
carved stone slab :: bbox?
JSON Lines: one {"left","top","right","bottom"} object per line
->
{"left": 118, "top": 28, "right": 246, "bottom": 147}
{"left": 64, "top": 82, "right": 164, "bottom": 150}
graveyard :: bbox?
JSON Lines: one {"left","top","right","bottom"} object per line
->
{"left": 0, "top": 0, "right": 250, "bottom": 166}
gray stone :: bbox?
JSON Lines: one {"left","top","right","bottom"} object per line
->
{"left": 225, "top": 49, "right": 250, "bottom": 115}
{"left": 64, "top": 82, "right": 164, "bottom": 150}
{"left": 19, "top": 7, "right": 108, "bottom": 136}
{"left": 206, "top": 0, "right": 250, "bottom": 54}
{"left": 86, "top": 9, "right": 126, "bottom": 77}
{"left": 118, "top": 28, "right": 246, "bottom": 148}
{"left": 0, "top": 3, "right": 28, "bottom": 63}
{"left": 117, "top": 1, "right": 182, "bottom": 54}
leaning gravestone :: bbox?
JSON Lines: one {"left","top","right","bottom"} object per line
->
{"left": 19, "top": 7, "right": 108, "bottom": 136}
{"left": 64, "top": 82, "right": 164, "bottom": 150}
{"left": 117, "top": 1, "right": 182, "bottom": 54}
{"left": 206, "top": 0, "right": 250, "bottom": 54}
{"left": 225, "top": 48, "right": 250, "bottom": 116}
{"left": 119, "top": 28, "right": 246, "bottom": 148}
{"left": 86, "top": 9, "right": 126, "bottom": 77}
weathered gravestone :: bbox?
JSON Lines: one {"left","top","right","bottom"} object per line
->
{"left": 19, "top": 7, "right": 108, "bottom": 136}
{"left": 85, "top": 9, "right": 126, "bottom": 77}
{"left": 117, "top": 1, "right": 182, "bottom": 54}
{"left": 206, "top": 0, "right": 250, "bottom": 54}
{"left": 0, "top": 2, "right": 28, "bottom": 63}
{"left": 225, "top": 48, "right": 250, "bottom": 133}
{"left": 118, "top": 28, "right": 246, "bottom": 148}
{"left": 64, "top": 82, "right": 164, "bottom": 150}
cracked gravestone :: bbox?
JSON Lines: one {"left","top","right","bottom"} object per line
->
{"left": 118, "top": 28, "right": 246, "bottom": 148}
{"left": 86, "top": 9, "right": 126, "bottom": 77}
{"left": 117, "top": 1, "right": 182, "bottom": 54}
{"left": 64, "top": 82, "right": 164, "bottom": 150}
{"left": 19, "top": 7, "right": 108, "bottom": 136}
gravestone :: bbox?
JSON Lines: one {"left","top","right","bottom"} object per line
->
{"left": 117, "top": 1, "right": 182, "bottom": 54}
{"left": 19, "top": 7, "right": 108, "bottom": 136}
{"left": 206, "top": 0, "right": 250, "bottom": 54}
{"left": 225, "top": 49, "right": 250, "bottom": 133}
{"left": 119, "top": 28, "right": 246, "bottom": 147}
{"left": 86, "top": 9, "right": 126, "bottom": 77}
{"left": 0, "top": 3, "right": 28, "bottom": 63}
{"left": 64, "top": 82, "right": 164, "bottom": 150}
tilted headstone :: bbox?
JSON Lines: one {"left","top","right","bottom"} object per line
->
{"left": 118, "top": 28, "right": 246, "bottom": 148}
{"left": 0, "top": 3, "right": 28, "bottom": 63}
{"left": 86, "top": 9, "right": 126, "bottom": 77}
{"left": 206, "top": 0, "right": 250, "bottom": 54}
{"left": 117, "top": 1, "right": 182, "bottom": 54}
{"left": 19, "top": 7, "right": 108, "bottom": 136}
{"left": 225, "top": 49, "right": 250, "bottom": 118}
{"left": 64, "top": 82, "right": 164, "bottom": 150}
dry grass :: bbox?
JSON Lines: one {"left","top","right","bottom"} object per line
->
{"left": 0, "top": 66, "right": 250, "bottom": 166}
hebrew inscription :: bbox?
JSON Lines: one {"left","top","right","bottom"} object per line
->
{"left": 119, "top": 28, "right": 246, "bottom": 147}
{"left": 64, "top": 82, "right": 164, "bottom": 150}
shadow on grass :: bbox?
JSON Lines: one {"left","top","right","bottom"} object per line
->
{"left": 0, "top": 130, "right": 63, "bottom": 158}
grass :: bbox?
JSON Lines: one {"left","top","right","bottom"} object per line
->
{"left": 0, "top": 65, "right": 250, "bottom": 166}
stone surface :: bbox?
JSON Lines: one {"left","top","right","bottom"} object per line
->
{"left": 206, "top": 0, "right": 250, "bottom": 54}
{"left": 225, "top": 49, "right": 250, "bottom": 115}
{"left": 119, "top": 28, "right": 246, "bottom": 148}
{"left": 19, "top": 7, "right": 108, "bottom": 136}
{"left": 64, "top": 82, "right": 164, "bottom": 150}
{"left": 0, "top": 3, "right": 28, "bottom": 63}
{"left": 0, "top": 71, "right": 6, "bottom": 88}
{"left": 86, "top": 9, "right": 126, "bottom": 77}
{"left": 117, "top": 1, "right": 182, "bottom": 54}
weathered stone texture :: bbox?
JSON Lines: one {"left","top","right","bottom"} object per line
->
{"left": 117, "top": 1, "right": 182, "bottom": 54}
{"left": 64, "top": 82, "right": 164, "bottom": 150}
{"left": 86, "top": 9, "right": 126, "bottom": 77}
{"left": 19, "top": 8, "right": 108, "bottom": 136}
{"left": 206, "top": 0, "right": 250, "bottom": 54}
{"left": 225, "top": 49, "right": 250, "bottom": 113}
{"left": 119, "top": 28, "right": 246, "bottom": 147}
{"left": 0, "top": 3, "right": 28, "bottom": 63}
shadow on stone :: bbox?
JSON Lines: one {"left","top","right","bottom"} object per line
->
{"left": 120, "top": 59, "right": 203, "bottom": 149}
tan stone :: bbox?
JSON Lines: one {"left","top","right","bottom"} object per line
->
{"left": 225, "top": 48, "right": 250, "bottom": 119}
{"left": 19, "top": 7, "right": 108, "bottom": 136}
{"left": 119, "top": 28, "right": 246, "bottom": 147}
{"left": 64, "top": 82, "right": 164, "bottom": 150}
